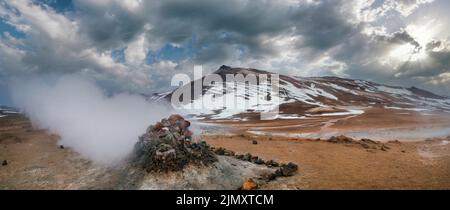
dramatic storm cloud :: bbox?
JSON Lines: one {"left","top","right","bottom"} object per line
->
{"left": 1, "top": 0, "right": 449, "bottom": 100}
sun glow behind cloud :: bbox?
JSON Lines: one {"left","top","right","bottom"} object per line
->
{"left": 407, "top": 18, "right": 441, "bottom": 47}
{"left": 389, "top": 43, "right": 428, "bottom": 62}
{"left": 387, "top": 18, "right": 442, "bottom": 67}
{"left": 1, "top": 0, "right": 450, "bottom": 100}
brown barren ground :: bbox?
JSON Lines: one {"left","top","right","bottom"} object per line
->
{"left": 204, "top": 107, "right": 450, "bottom": 140}
{"left": 202, "top": 108, "right": 450, "bottom": 189}
{"left": 204, "top": 134, "right": 450, "bottom": 189}
{"left": 1, "top": 108, "right": 450, "bottom": 189}
{"left": 0, "top": 116, "right": 116, "bottom": 189}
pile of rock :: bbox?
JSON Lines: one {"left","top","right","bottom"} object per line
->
{"left": 277, "top": 162, "right": 298, "bottom": 177}
{"left": 126, "top": 114, "right": 299, "bottom": 190}
{"left": 212, "top": 147, "right": 298, "bottom": 179}
{"left": 327, "top": 135, "right": 391, "bottom": 151}
{"left": 328, "top": 135, "right": 355, "bottom": 144}
{"left": 131, "top": 114, "right": 217, "bottom": 173}
{"left": 360, "top": 138, "right": 390, "bottom": 151}
{"left": 212, "top": 147, "right": 235, "bottom": 156}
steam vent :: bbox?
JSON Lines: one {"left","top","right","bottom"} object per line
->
{"left": 131, "top": 114, "right": 217, "bottom": 172}
{"left": 118, "top": 114, "right": 298, "bottom": 190}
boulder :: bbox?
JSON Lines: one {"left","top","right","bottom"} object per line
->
{"left": 254, "top": 158, "right": 265, "bottom": 165}
{"left": 279, "top": 162, "right": 298, "bottom": 176}
{"left": 235, "top": 154, "right": 244, "bottom": 160}
{"left": 242, "top": 153, "right": 252, "bottom": 162}
{"left": 328, "top": 135, "right": 354, "bottom": 144}
{"left": 261, "top": 172, "right": 277, "bottom": 181}
{"left": 242, "top": 178, "right": 258, "bottom": 190}
{"left": 265, "top": 160, "right": 279, "bottom": 167}
{"left": 214, "top": 148, "right": 226, "bottom": 155}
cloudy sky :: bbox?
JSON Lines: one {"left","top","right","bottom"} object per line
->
{"left": 1, "top": 0, "right": 449, "bottom": 105}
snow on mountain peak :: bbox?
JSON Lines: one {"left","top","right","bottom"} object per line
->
{"left": 152, "top": 66, "right": 450, "bottom": 119}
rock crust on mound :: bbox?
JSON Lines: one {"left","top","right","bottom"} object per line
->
{"left": 117, "top": 114, "right": 298, "bottom": 190}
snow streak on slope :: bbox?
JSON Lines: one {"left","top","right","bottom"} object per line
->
{"left": 376, "top": 85, "right": 412, "bottom": 95}
{"left": 156, "top": 66, "right": 450, "bottom": 119}
{"left": 180, "top": 81, "right": 282, "bottom": 119}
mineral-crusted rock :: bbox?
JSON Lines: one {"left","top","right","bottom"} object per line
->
{"left": 131, "top": 115, "right": 216, "bottom": 173}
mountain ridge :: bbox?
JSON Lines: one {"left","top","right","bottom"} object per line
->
{"left": 150, "top": 66, "right": 450, "bottom": 119}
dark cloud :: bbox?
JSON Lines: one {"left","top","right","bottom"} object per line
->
{"left": 398, "top": 49, "right": 450, "bottom": 78}
{"left": 0, "top": 0, "right": 449, "bottom": 96}
{"left": 292, "top": 0, "right": 358, "bottom": 50}
{"left": 426, "top": 40, "right": 442, "bottom": 51}
{"left": 376, "top": 29, "right": 421, "bottom": 50}
{"left": 73, "top": 0, "right": 148, "bottom": 49}
{"left": 146, "top": 0, "right": 295, "bottom": 62}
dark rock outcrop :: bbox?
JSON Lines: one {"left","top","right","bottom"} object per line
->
{"left": 131, "top": 115, "right": 217, "bottom": 173}
{"left": 327, "top": 135, "right": 391, "bottom": 151}
{"left": 120, "top": 114, "right": 299, "bottom": 189}
{"left": 278, "top": 162, "right": 298, "bottom": 177}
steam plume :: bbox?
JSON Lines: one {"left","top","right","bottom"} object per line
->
{"left": 10, "top": 75, "right": 171, "bottom": 164}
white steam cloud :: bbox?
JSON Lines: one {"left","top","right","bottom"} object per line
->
{"left": 10, "top": 75, "right": 172, "bottom": 164}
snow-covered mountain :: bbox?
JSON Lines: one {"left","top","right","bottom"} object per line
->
{"left": 152, "top": 65, "right": 450, "bottom": 120}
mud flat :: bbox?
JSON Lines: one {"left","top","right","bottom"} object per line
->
{"left": 2, "top": 111, "right": 450, "bottom": 189}
{"left": 209, "top": 108, "right": 450, "bottom": 141}
{"left": 0, "top": 115, "right": 286, "bottom": 190}
{"left": 203, "top": 134, "right": 450, "bottom": 189}
{"left": 0, "top": 116, "right": 117, "bottom": 189}
{"left": 200, "top": 108, "right": 450, "bottom": 189}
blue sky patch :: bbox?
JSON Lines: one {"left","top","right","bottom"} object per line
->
{"left": 37, "top": 0, "right": 74, "bottom": 13}
{"left": 0, "top": 17, "right": 26, "bottom": 39}
{"left": 147, "top": 44, "right": 192, "bottom": 64}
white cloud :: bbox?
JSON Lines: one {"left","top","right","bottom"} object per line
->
{"left": 386, "top": 0, "right": 434, "bottom": 16}
{"left": 0, "top": 0, "right": 163, "bottom": 91}
{"left": 0, "top": 0, "right": 449, "bottom": 96}
{"left": 125, "top": 34, "right": 148, "bottom": 65}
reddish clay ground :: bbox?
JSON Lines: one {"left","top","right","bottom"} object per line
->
{"left": 1, "top": 109, "right": 450, "bottom": 189}
{"left": 201, "top": 108, "right": 450, "bottom": 189}
{"left": 204, "top": 134, "right": 450, "bottom": 189}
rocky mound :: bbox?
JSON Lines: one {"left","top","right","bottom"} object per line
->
{"left": 118, "top": 114, "right": 298, "bottom": 190}
{"left": 212, "top": 147, "right": 298, "bottom": 178}
{"left": 131, "top": 114, "right": 217, "bottom": 173}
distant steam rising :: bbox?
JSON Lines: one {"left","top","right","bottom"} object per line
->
{"left": 10, "top": 75, "right": 172, "bottom": 164}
